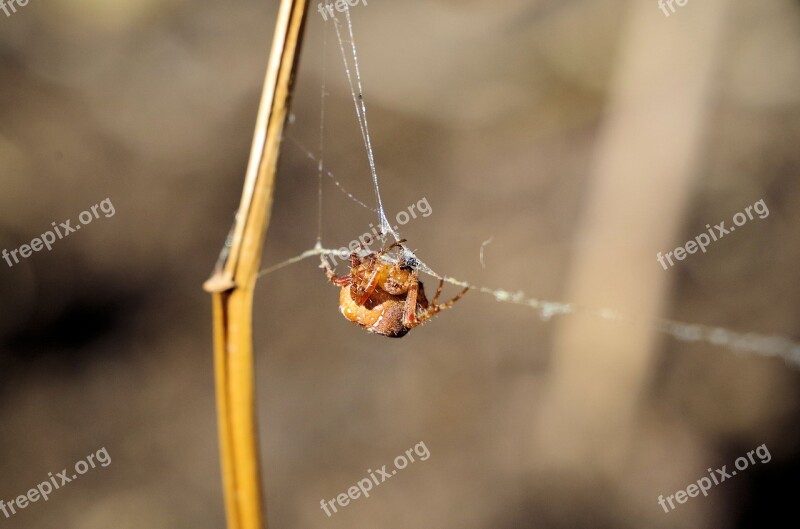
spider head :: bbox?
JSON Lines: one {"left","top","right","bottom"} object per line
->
{"left": 399, "top": 254, "right": 419, "bottom": 271}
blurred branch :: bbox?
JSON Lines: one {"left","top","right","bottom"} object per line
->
{"left": 538, "top": 0, "right": 732, "bottom": 470}
{"left": 203, "top": 1, "right": 310, "bottom": 528}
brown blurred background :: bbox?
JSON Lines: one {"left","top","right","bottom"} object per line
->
{"left": 1, "top": 0, "right": 799, "bottom": 528}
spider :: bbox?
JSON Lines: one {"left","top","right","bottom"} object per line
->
{"left": 322, "top": 239, "right": 469, "bottom": 337}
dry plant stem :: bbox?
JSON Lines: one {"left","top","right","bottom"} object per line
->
{"left": 204, "top": 1, "right": 310, "bottom": 529}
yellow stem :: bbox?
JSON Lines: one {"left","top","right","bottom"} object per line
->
{"left": 204, "top": 1, "right": 310, "bottom": 528}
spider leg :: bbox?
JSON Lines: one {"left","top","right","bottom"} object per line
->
{"left": 355, "top": 267, "right": 381, "bottom": 305}
{"left": 348, "top": 240, "right": 381, "bottom": 297}
{"left": 351, "top": 238, "right": 408, "bottom": 305}
{"left": 437, "top": 286, "right": 470, "bottom": 311}
{"left": 431, "top": 279, "right": 444, "bottom": 306}
{"left": 376, "top": 239, "right": 407, "bottom": 260}
{"left": 402, "top": 269, "right": 420, "bottom": 328}
{"left": 352, "top": 237, "right": 374, "bottom": 258}
{"left": 321, "top": 257, "right": 351, "bottom": 287}
{"left": 349, "top": 250, "right": 385, "bottom": 302}
{"left": 417, "top": 285, "right": 470, "bottom": 323}
{"left": 348, "top": 252, "right": 362, "bottom": 285}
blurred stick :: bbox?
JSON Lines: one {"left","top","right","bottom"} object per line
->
{"left": 203, "top": 1, "right": 310, "bottom": 529}
{"left": 537, "top": 0, "right": 731, "bottom": 470}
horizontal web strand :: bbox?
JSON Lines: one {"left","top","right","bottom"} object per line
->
{"left": 257, "top": 247, "right": 800, "bottom": 369}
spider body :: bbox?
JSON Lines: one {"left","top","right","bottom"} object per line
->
{"left": 323, "top": 240, "right": 468, "bottom": 337}
{"left": 337, "top": 284, "right": 421, "bottom": 337}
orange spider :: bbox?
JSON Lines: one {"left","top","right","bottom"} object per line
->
{"left": 322, "top": 239, "right": 468, "bottom": 337}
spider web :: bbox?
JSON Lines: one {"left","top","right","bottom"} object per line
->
{"left": 260, "top": 5, "right": 800, "bottom": 369}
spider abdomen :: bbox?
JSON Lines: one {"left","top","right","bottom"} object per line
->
{"left": 338, "top": 286, "right": 412, "bottom": 338}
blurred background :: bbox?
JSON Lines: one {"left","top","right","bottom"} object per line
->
{"left": 1, "top": 0, "right": 799, "bottom": 527}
